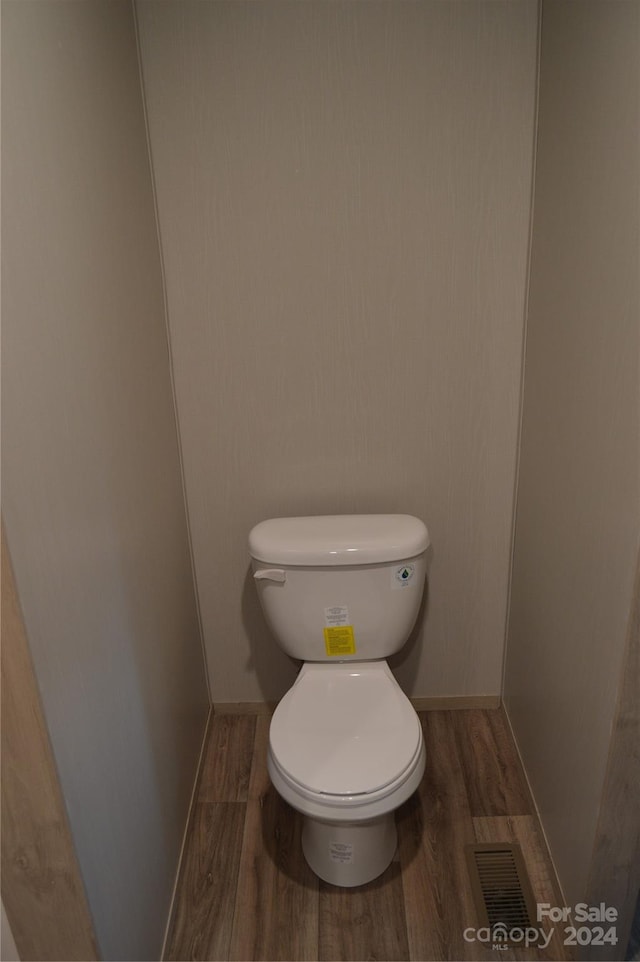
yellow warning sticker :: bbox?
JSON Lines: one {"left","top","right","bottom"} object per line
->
{"left": 324, "top": 625, "right": 356, "bottom": 657}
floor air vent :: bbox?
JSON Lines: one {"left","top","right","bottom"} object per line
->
{"left": 465, "top": 843, "right": 537, "bottom": 933}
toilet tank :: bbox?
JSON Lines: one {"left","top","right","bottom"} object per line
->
{"left": 249, "top": 515, "right": 429, "bottom": 662}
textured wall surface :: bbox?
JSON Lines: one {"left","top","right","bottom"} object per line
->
{"left": 137, "top": 0, "right": 538, "bottom": 702}
{"left": 2, "top": 3, "right": 209, "bottom": 958}
{"left": 504, "top": 0, "right": 640, "bottom": 907}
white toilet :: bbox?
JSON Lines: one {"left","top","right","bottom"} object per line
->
{"left": 248, "top": 514, "right": 429, "bottom": 887}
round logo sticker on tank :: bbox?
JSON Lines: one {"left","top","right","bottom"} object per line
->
{"left": 393, "top": 563, "right": 415, "bottom": 588}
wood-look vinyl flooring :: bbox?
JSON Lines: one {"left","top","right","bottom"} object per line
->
{"left": 165, "top": 709, "right": 571, "bottom": 962}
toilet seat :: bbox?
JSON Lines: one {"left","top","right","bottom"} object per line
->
{"left": 269, "top": 661, "right": 422, "bottom": 800}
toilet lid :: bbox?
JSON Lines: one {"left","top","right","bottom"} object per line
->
{"left": 269, "top": 664, "right": 422, "bottom": 796}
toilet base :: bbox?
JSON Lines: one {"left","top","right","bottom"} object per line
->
{"left": 301, "top": 812, "right": 397, "bottom": 887}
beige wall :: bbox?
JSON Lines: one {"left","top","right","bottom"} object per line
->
{"left": 504, "top": 0, "right": 639, "bottom": 907}
{"left": 2, "top": 2, "right": 209, "bottom": 959}
{"left": 136, "top": 0, "right": 538, "bottom": 703}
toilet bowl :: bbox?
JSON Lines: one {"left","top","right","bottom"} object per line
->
{"left": 249, "top": 513, "right": 430, "bottom": 886}
{"left": 268, "top": 660, "right": 426, "bottom": 885}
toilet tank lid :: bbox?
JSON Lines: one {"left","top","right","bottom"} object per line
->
{"left": 248, "top": 514, "right": 429, "bottom": 566}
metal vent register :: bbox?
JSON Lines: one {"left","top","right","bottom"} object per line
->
{"left": 465, "top": 843, "right": 537, "bottom": 935}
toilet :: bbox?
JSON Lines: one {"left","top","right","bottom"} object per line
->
{"left": 248, "top": 514, "right": 429, "bottom": 887}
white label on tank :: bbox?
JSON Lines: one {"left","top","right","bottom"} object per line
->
{"left": 324, "top": 605, "right": 350, "bottom": 627}
{"left": 330, "top": 841, "right": 354, "bottom": 864}
{"left": 392, "top": 563, "right": 415, "bottom": 589}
